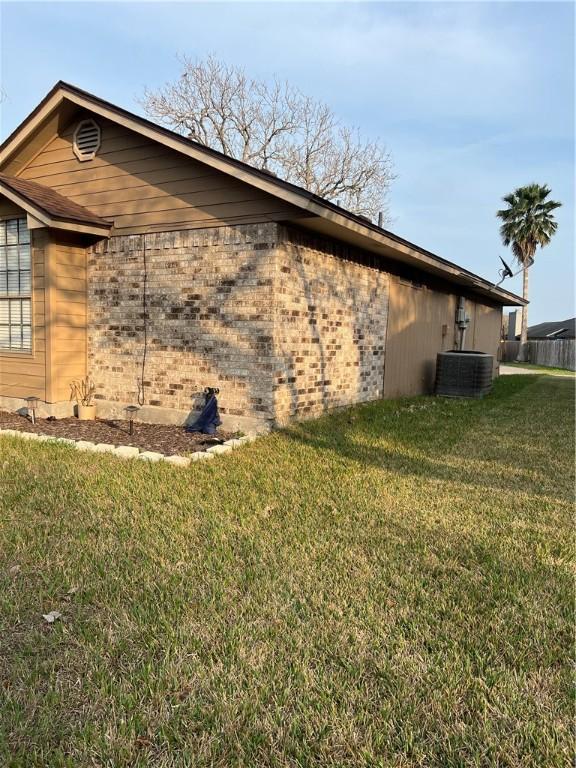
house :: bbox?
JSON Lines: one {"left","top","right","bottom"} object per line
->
{"left": 0, "top": 82, "right": 525, "bottom": 431}
{"left": 526, "top": 318, "right": 575, "bottom": 340}
{"left": 503, "top": 312, "right": 574, "bottom": 342}
{"left": 503, "top": 309, "right": 523, "bottom": 340}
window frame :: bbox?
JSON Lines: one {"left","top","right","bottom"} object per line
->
{"left": 0, "top": 216, "right": 33, "bottom": 357}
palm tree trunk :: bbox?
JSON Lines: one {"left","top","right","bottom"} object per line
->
{"left": 516, "top": 266, "right": 529, "bottom": 362}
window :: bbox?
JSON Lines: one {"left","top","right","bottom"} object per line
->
{"left": 0, "top": 217, "right": 32, "bottom": 351}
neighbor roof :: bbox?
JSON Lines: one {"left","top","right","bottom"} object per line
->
{"left": 0, "top": 81, "right": 525, "bottom": 306}
{"left": 0, "top": 173, "right": 111, "bottom": 233}
{"left": 527, "top": 318, "right": 575, "bottom": 340}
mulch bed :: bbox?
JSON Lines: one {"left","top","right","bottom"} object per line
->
{"left": 0, "top": 410, "right": 234, "bottom": 455}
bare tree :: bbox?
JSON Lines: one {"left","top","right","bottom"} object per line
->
{"left": 141, "top": 56, "right": 394, "bottom": 222}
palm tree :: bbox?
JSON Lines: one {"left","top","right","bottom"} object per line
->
{"left": 497, "top": 184, "right": 561, "bottom": 361}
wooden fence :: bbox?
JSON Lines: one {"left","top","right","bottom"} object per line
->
{"left": 500, "top": 339, "right": 576, "bottom": 370}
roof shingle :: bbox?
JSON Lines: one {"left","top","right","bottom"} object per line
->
{"left": 0, "top": 173, "right": 110, "bottom": 228}
{"left": 527, "top": 318, "right": 575, "bottom": 340}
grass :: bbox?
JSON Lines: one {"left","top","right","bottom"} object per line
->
{"left": 0, "top": 375, "right": 573, "bottom": 767}
{"left": 503, "top": 361, "right": 575, "bottom": 376}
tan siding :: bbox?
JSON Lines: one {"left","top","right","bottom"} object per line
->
{"left": 52, "top": 288, "right": 86, "bottom": 305}
{"left": 32, "top": 159, "right": 211, "bottom": 190}
{"left": 0, "top": 374, "right": 45, "bottom": 397}
{"left": 47, "top": 238, "right": 87, "bottom": 402}
{"left": 60, "top": 175, "right": 242, "bottom": 204}
{"left": 469, "top": 302, "right": 502, "bottom": 375}
{"left": 0, "top": 227, "right": 48, "bottom": 400}
{"left": 26, "top": 135, "right": 153, "bottom": 166}
{"left": 470, "top": 302, "right": 502, "bottom": 363}
{"left": 53, "top": 309, "right": 87, "bottom": 323}
{"left": 53, "top": 339, "right": 85, "bottom": 353}
{"left": 384, "top": 279, "right": 502, "bottom": 397}
{"left": 19, "top": 115, "right": 302, "bottom": 235}
{"left": 0, "top": 359, "right": 46, "bottom": 377}
{"left": 384, "top": 280, "right": 457, "bottom": 398}
{"left": 81, "top": 186, "right": 284, "bottom": 215}
{"left": 51, "top": 165, "right": 219, "bottom": 195}
{"left": 24, "top": 143, "right": 170, "bottom": 177}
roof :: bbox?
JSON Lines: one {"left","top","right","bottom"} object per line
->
{"left": 0, "top": 173, "right": 111, "bottom": 233}
{"left": 0, "top": 81, "right": 525, "bottom": 306}
{"left": 527, "top": 318, "right": 575, "bottom": 340}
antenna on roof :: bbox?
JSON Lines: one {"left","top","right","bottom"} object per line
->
{"left": 497, "top": 255, "right": 514, "bottom": 284}
{"left": 495, "top": 254, "right": 534, "bottom": 286}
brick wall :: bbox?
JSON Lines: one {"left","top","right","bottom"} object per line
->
{"left": 272, "top": 227, "right": 389, "bottom": 424}
{"left": 87, "top": 223, "right": 389, "bottom": 428}
{"left": 88, "top": 224, "right": 278, "bottom": 427}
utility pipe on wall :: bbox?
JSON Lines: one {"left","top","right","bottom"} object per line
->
{"left": 456, "top": 296, "right": 470, "bottom": 350}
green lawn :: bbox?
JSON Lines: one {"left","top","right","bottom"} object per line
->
{"left": 1, "top": 376, "right": 573, "bottom": 767}
{"left": 504, "top": 361, "right": 575, "bottom": 376}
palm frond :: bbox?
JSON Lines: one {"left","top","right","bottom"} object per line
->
{"left": 496, "top": 183, "right": 561, "bottom": 266}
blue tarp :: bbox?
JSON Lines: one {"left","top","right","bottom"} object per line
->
{"left": 186, "top": 393, "right": 222, "bottom": 435}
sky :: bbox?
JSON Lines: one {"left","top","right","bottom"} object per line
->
{"left": 0, "top": 1, "right": 573, "bottom": 323}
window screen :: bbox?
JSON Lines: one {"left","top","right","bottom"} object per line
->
{"left": 0, "top": 218, "right": 32, "bottom": 351}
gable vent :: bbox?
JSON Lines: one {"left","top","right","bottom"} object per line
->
{"left": 72, "top": 119, "right": 101, "bottom": 161}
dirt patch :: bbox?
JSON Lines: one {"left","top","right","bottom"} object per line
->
{"left": 0, "top": 411, "right": 235, "bottom": 455}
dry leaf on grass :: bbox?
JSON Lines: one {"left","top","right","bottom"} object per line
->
{"left": 42, "top": 611, "right": 62, "bottom": 623}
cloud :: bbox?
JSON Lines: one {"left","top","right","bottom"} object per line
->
{"left": 1, "top": 1, "right": 572, "bottom": 322}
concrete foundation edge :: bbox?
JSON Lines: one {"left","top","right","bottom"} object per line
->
{"left": 0, "top": 395, "right": 270, "bottom": 435}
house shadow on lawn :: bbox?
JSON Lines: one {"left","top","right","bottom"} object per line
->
{"left": 280, "top": 375, "right": 573, "bottom": 504}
